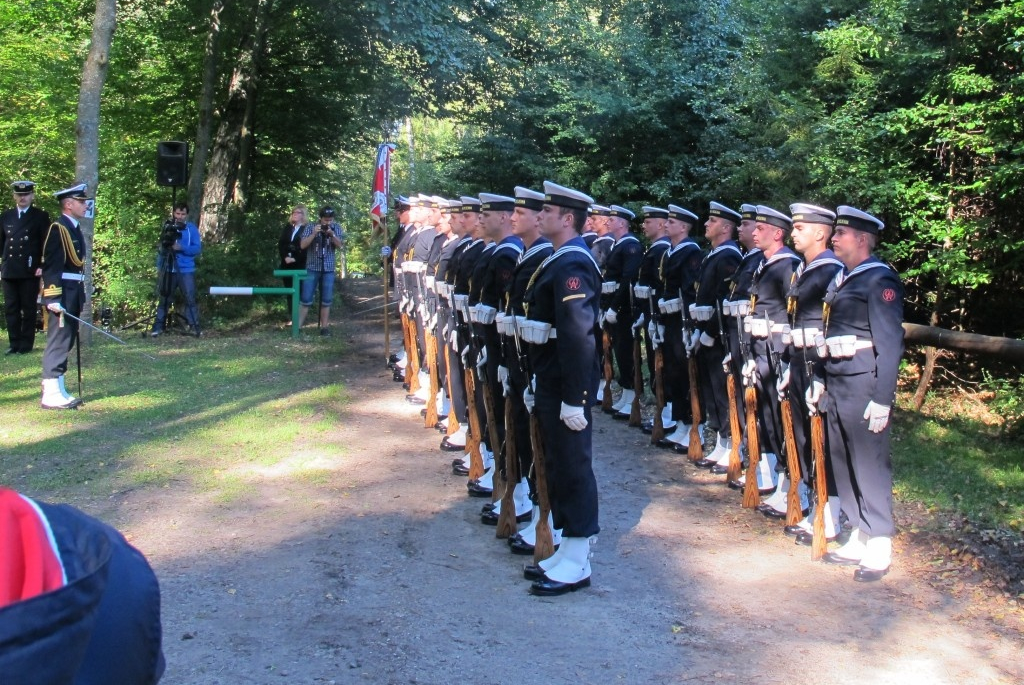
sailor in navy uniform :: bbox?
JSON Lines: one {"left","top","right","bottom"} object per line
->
{"left": 600, "top": 205, "right": 642, "bottom": 418}
{"left": 1, "top": 181, "right": 49, "bottom": 355}
{"left": 778, "top": 204, "right": 845, "bottom": 544}
{"left": 588, "top": 205, "right": 614, "bottom": 268}
{"left": 744, "top": 205, "right": 802, "bottom": 508}
{"left": 580, "top": 210, "right": 600, "bottom": 249}
{"left": 40, "top": 183, "right": 90, "bottom": 410}
{"left": 688, "top": 202, "right": 743, "bottom": 468}
{"left": 521, "top": 181, "right": 601, "bottom": 596}
{"left": 657, "top": 204, "right": 702, "bottom": 451}
{"left": 468, "top": 193, "right": 523, "bottom": 498}
{"left": 424, "top": 198, "right": 459, "bottom": 421}
{"left": 499, "top": 186, "right": 553, "bottom": 545}
{"left": 719, "top": 204, "right": 763, "bottom": 480}
{"left": 636, "top": 206, "right": 673, "bottom": 433}
{"left": 812, "top": 206, "right": 904, "bottom": 581}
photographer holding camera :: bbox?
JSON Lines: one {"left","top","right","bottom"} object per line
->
{"left": 151, "top": 202, "right": 202, "bottom": 337}
{"left": 298, "top": 206, "right": 344, "bottom": 335}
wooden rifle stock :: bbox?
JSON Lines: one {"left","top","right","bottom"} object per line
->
{"left": 463, "top": 367, "right": 485, "bottom": 480}
{"left": 810, "top": 413, "right": 828, "bottom": 560}
{"left": 406, "top": 316, "right": 421, "bottom": 394}
{"left": 742, "top": 385, "right": 761, "bottom": 508}
{"left": 442, "top": 340, "right": 460, "bottom": 436}
{"left": 400, "top": 312, "right": 412, "bottom": 380}
{"left": 651, "top": 347, "right": 666, "bottom": 444}
{"left": 687, "top": 355, "right": 704, "bottom": 462}
{"left": 423, "top": 329, "right": 440, "bottom": 428}
{"left": 726, "top": 373, "right": 743, "bottom": 481}
{"left": 528, "top": 412, "right": 555, "bottom": 562}
{"left": 495, "top": 396, "right": 520, "bottom": 538}
{"left": 630, "top": 334, "right": 642, "bottom": 426}
{"left": 480, "top": 375, "right": 506, "bottom": 506}
{"left": 602, "top": 327, "right": 614, "bottom": 412}
{"left": 780, "top": 397, "right": 802, "bottom": 525}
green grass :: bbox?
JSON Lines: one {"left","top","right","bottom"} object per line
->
{"left": 893, "top": 389, "right": 1024, "bottom": 531}
{"left": 0, "top": 327, "right": 350, "bottom": 503}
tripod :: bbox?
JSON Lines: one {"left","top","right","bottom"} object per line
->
{"left": 122, "top": 247, "right": 189, "bottom": 335}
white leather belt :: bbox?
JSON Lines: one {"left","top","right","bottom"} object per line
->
{"left": 62, "top": 273, "right": 84, "bottom": 281}
{"left": 826, "top": 335, "right": 874, "bottom": 359}
{"left": 601, "top": 281, "right": 619, "bottom": 294}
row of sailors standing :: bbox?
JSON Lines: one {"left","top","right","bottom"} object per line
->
{"left": 388, "top": 189, "right": 904, "bottom": 592}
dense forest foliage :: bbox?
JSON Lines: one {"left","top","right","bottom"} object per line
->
{"left": 2, "top": 0, "right": 1024, "bottom": 347}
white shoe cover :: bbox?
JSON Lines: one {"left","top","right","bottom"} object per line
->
{"left": 542, "top": 536, "right": 592, "bottom": 583}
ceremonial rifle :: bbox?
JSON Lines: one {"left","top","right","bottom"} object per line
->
{"left": 421, "top": 269, "right": 440, "bottom": 429}
{"left": 800, "top": 331, "right": 829, "bottom": 560}
{"left": 629, "top": 285, "right": 643, "bottom": 427}
{"left": 741, "top": 302, "right": 762, "bottom": 508}
{"left": 680, "top": 287, "right": 704, "bottom": 462}
{"left": 441, "top": 296, "right": 461, "bottom": 437}
{"left": 455, "top": 297, "right": 485, "bottom": 480}
{"left": 601, "top": 316, "right": 614, "bottom": 413}
{"left": 512, "top": 312, "right": 555, "bottom": 561}
{"left": 405, "top": 262, "right": 423, "bottom": 394}
{"left": 765, "top": 312, "right": 803, "bottom": 526}
{"left": 469, "top": 301, "right": 506, "bottom": 505}
{"left": 649, "top": 292, "right": 666, "bottom": 444}
{"left": 717, "top": 300, "right": 743, "bottom": 481}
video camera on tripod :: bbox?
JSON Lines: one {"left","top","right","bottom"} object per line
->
{"left": 159, "top": 218, "right": 185, "bottom": 252}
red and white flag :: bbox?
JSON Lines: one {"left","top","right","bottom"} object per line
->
{"left": 370, "top": 142, "right": 396, "bottom": 231}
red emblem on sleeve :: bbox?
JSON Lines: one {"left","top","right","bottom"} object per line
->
{"left": 881, "top": 288, "right": 896, "bottom": 302}
{"left": 566, "top": 276, "right": 581, "bottom": 291}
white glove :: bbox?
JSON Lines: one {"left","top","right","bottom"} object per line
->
{"left": 449, "top": 328, "right": 459, "bottom": 351}
{"left": 559, "top": 402, "right": 587, "bottom": 431}
{"left": 741, "top": 359, "right": 757, "bottom": 387}
{"left": 775, "top": 363, "right": 791, "bottom": 401}
{"left": 400, "top": 294, "right": 410, "bottom": 313}
{"left": 47, "top": 303, "right": 63, "bottom": 314}
{"left": 657, "top": 298, "right": 667, "bottom": 313}
{"left": 721, "top": 352, "right": 733, "bottom": 374}
{"left": 805, "top": 380, "right": 825, "bottom": 414}
{"left": 475, "top": 345, "right": 488, "bottom": 376}
{"left": 498, "top": 365, "right": 511, "bottom": 397}
{"left": 647, "top": 321, "right": 664, "bottom": 347}
{"left": 460, "top": 344, "right": 471, "bottom": 368}
{"left": 685, "top": 329, "right": 701, "bottom": 355}
{"left": 523, "top": 384, "right": 535, "bottom": 413}
{"left": 604, "top": 308, "right": 617, "bottom": 325}
{"left": 631, "top": 314, "right": 644, "bottom": 331}
{"left": 863, "top": 401, "right": 891, "bottom": 433}
{"left": 700, "top": 331, "right": 715, "bottom": 347}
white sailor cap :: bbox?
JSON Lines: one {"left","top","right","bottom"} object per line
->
{"left": 667, "top": 204, "right": 698, "bottom": 223}
{"left": 740, "top": 204, "right": 758, "bottom": 220}
{"left": 589, "top": 204, "right": 611, "bottom": 216}
{"left": 479, "top": 193, "right": 516, "bottom": 211}
{"left": 642, "top": 206, "right": 669, "bottom": 219}
{"left": 460, "top": 196, "right": 482, "bottom": 213}
{"left": 755, "top": 205, "right": 792, "bottom": 229}
{"left": 708, "top": 201, "right": 741, "bottom": 223}
{"left": 447, "top": 198, "right": 463, "bottom": 214}
{"left": 789, "top": 203, "right": 836, "bottom": 226}
{"left": 54, "top": 182, "right": 89, "bottom": 202}
{"left": 836, "top": 205, "right": 884, "bottom": 234}
{"left": 542, "top": 181, "right": 594, "bottom": 211}
{"left": 394, "top": 194, "right": 411, "bottom": 209}
{"left": 609, "top": 205, "right": 635, "bottom": 220}
{"left": 11, "top": 180, "right": 36, "bottom": 194}
{"left": 514, "top": 186, "right": 545, "bottom": 211}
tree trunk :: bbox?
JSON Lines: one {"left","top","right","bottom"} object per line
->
{"left": 76, "top": 0, "right": 117, "bottom": 338}
{"left": 234, "top": 19, "right": 270, "bottom": 213}
{"left": 198, "top": 0, "right": 272, "bottom": 241}
{"left": 187, "top": 0, "right": 225, "bottom": 223}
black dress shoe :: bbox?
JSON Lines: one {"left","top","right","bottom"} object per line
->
{"left": 709, "top": 464, "right": 729, "bottom": 475}
{"left": 466, "top": 483, "right": 493, "bottom": 498}
{"left": 672, "top": 443, "right": 692, "bottom": 454}
{"left": 853, "top": 566, "right": 889, "bottom": 582}
{"left": 402, "top": 382, "right": 410, "bottom": 391}
{"left": 523, "top": 563, "right": 545, "bottom": 581}
{"left": 641, "top": 421, "right": 654, "bottom": 434}
{"left": 388, "top": 353, "right": 400, "bottom": 364}
{"left": 612, "top": 412, "right": 629, "bottom": 421}
{"left": 440, "top": 436, "right": 466, "bottom": 452}
{"left": 393, "top": 370, "right": 405, "bottom": 382}
{"left": 509, "top": 537, "right": 535, "bottom": 555}
{"left": 406, "top": 395, "right": 426, "bottom": 405}
{"left": 530, "top": 574, "right": 591, "bottom": 596}
{"left": 481, "top": 509, "right": 532, "bottom": 525}
{"left": 761, "top": 507, "right": 786, "bottom": 519}
{"left": 795, "top": 530, "right": 838, "bottom": 546}
{"left": 822, "top": 552, "right": 862, "bottom": 567}
{"left": 435, "top": 421, "right": 448, "bottom": 432}
{"left": 727, "top": 479, "right": 744, "bottom": 491}
{"left": 420, "top": 408, "right": 428, "bottom": 417}
{"left": 694, "top": 458, "right": 716, "bottom": 468}
{"left": 784, "top": 524, "right": 807, "bottom": 537}
{"left": 656, "top": 438, "right": 680, "bottom": 449}
{"left": 452, "top": 463, "right": 469, "bottom": 476}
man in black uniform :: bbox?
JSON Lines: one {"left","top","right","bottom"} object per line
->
{"left": 813, "top": 206, "right": 904, "bottom": 581}
{"left": 521, "top": 181, "right": 601, "bottom": 596}
{"left": 40, "top": 183, "right": 89, "bottom": 410}
{"left": 601, "top": 205, "right": 642, "bottom": 419}
{"left": 636, "top": 206, "right": 673, "bottom": 433}
{"left": 588, "top": 205, "right": 614, "bottom": 268}
{"left": 657, "top": 204, "right": 702, "bottom": 451}
{"left": 742, "top": 205, "right": 802, "bottom": 511}
{"left": 1, "top": 181, "right": 48, "bottom": 355}
{"left": 778, "top": 203, "right": 844, "bottom": 544}
{"left": 688, "top": 202, "right": 743, "bottom": 467}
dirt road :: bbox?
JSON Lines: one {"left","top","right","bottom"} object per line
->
{"left": 99, "top": 281, "right": 1023, "bottom": 684}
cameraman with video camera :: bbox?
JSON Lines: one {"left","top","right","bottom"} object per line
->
{"left": 298, "top": 206, "right": 344, "bottom": 335}
{"left": 151, "top": 202, "right": 202, "bottom": 337}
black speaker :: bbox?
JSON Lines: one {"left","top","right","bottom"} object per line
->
{"left": 156, "top": 141, "right": 189, "bottom": 187}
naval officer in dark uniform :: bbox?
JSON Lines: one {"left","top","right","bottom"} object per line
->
{"left": 40, "top": 183, "right": 89, "bottom": 409}
{"left": 1, "top": 181, "right": 49, "bottom": 355}
{"left": 521, "top": 181, "right": 601, "bottom": 596}
{"left": 813, "top": 206, "right": 904, "bottom": 581}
